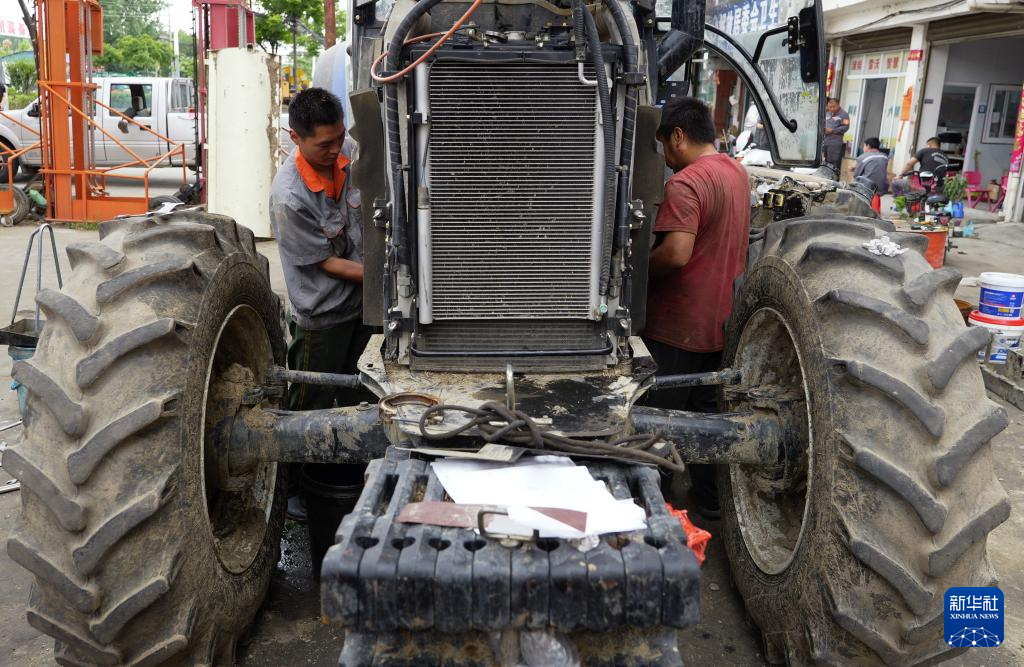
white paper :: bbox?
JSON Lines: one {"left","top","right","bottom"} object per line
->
{"left": 431, "top": 456, "right": 647, "bottom": 537}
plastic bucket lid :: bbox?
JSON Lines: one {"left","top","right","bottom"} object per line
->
{"left": 979, "top": 272, "right": 1024, "bottom": 289}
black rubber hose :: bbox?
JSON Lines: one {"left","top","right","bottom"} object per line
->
{"left": 578, "top": 1, "right": 617, "bottom": 297}
{"left": 383, "top": 0, "right": 447, "bottom": 267}
{"left": 602, "top": 0, "right": 640, "bottom": 304}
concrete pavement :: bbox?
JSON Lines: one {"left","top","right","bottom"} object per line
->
{"left": 0, "top": 216, "right": 1020, "bottom": 665}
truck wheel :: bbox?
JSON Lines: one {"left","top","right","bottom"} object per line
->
{"left": 720, "top": 217, "right": 1010, "bottom": 665}
{"left": 0, "top": 138, "right": 19, "bottom": 181}
{"left": 6, "top": 211, "right": 286, "bottom": 665}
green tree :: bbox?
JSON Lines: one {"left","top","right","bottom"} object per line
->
{"left": 255, "top": 0, "right": 324, "bottom": 60}
{"left": 100, "top": 0, "right": 168, "bottom": 44}
{"left": 95, "top": 34, "right": 174, "bottom": 76}
{"left": 7, "top": 59, "right": 37, "bottom": 93}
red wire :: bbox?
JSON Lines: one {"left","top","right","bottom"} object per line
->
{"left": 371, "top": 0, "right": 483, "bottom": 83}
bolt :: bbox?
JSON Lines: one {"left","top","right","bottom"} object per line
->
{"left": 619, "top": 318, "right": 629, "bottom": 330}
{"left": 388, "top": 321, "right": 399, "bottom": 331}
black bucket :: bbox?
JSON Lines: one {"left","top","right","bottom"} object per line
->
{"left": 300, "top": 463, "right": 366, "bottom": 579}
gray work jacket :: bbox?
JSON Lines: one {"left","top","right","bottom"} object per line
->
{"left": 269, "top": 139, "right": 363, "bottom": 330}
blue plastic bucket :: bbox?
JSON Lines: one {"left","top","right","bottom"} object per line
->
{"left": 8, "top": 344, "right": 35, "bottom": 416}
{"left": 979, "top": 272, "right": 1024, "bottom": 319}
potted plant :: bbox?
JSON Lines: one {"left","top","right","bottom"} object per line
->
{"left": 893, "top": 195, "right": 909, "bottom": 219}
{"left": 943, "top": 174, "right": 967, "bottom": 218}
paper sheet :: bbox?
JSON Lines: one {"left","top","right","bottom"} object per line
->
{"left": 431, "top": 456, "right": 646, "bottom": 538}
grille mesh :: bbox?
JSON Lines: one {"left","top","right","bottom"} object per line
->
{"left": 427, "top": 61, "right": 599, "bottom": 320}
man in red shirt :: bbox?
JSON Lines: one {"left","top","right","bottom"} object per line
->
{"left": 644, "top": 97, "right": 751, "bottom": 519}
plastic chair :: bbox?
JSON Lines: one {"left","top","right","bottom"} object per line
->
{"left": 988, "top": 174, "right": 1008, "bottom": 212}
{"left": 963, "top": 170, "right": 988, "bottom": 207}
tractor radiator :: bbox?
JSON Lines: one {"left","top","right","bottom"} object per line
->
{"left": 424, "top": 60, "right": 602, "bottom": 322}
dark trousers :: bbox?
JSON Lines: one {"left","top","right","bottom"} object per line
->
{"left": 287, "top": 319, "right": 375, "bottom": 410}
{"left": 287, "top": 319, "right": 374, "bottom": 494}
{"left": 642, "top": 337, "right": 722, "bottom": 506}
{"left": 824, "top": 141, "right": 845, "bottom": 172}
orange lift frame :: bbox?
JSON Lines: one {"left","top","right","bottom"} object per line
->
{"left": 0, "top": 0, "right": 188, "bottom": 223}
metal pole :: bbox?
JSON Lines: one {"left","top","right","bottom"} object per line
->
{"left": 292, "top": 14, "right": 298, "bottom": 94}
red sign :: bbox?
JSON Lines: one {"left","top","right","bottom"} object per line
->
{"left": 908, "top": 49, "right": 924, "bottom": 61}
{"left": 1010, "top": 85, "right": 1024, "bottom": 174}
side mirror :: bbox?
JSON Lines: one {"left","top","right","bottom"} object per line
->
{"left": 26, "top": 103, "right": 39, "bottom": 118}
{"left": 796, "top": 7, "right": 821, "bottom": 84}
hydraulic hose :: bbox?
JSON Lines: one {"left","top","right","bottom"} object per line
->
{"left": 602, "top": 0, "right": 640, "bottom": 306}
{"left": 576, "top": 0, "right": 616, "bottom": 298}
{"left": 382, "top": 0, "right": 451, "bottom": 268}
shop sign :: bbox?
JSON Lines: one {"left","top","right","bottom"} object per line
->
{"left": 883, "top": 52, "right": 902, "bottom": 74}
{"left": 867, "top": 56, "right": 882, "bottom": 74}
{"left": 850, "top": 55, "right": 865, "bottom": 73}
{"left": 908, "top": 49, "right": 924, "bottom": 62}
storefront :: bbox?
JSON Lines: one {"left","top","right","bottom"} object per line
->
{"left": 841, "top": 49, "right": 911, "bottom": 154}
{"left": 826, "top": 4, "right": 1024, "bottom": 219}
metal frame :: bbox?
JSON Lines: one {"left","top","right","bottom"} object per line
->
{"left": 29, "top": 0, "right": 189, "bottom": 222}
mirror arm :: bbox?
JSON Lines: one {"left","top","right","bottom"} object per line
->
{"left": 751, "top": 24, "right": 788, "bottom": 64}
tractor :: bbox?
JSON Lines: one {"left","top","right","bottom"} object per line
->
{"left": 7, "top": 0, "right": 1008, "bottom": 664}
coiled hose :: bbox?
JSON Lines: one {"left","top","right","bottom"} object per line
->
{"left": 419, "top": 401, "right": 685, "bottom": 473}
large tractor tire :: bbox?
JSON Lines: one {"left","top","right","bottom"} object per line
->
{"left": 721, "top": 217, "right": 1010, "bottom": 665}
{"left": 6, "top": 212, "right": 287, "bottom": 665}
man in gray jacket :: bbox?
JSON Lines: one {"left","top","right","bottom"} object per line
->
{"left": 270, "top": 87, "right": 370, "bottom": 519}
{"left": 854, "top": 137, "right": 889, "bottom": 195}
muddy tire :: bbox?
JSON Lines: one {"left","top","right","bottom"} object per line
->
{"left": 720, "top": 217, "right": 1010, "bottom": 665}
{"left": 6, "top": 211, "right": 287, "bottom": 665}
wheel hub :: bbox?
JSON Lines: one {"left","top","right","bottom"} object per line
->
{"left": 727, "top": 308, "right": 813, "bottom": 576}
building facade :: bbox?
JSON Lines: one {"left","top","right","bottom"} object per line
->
{"left": 825, "top": 0, "right": 1024, "bottom": 221}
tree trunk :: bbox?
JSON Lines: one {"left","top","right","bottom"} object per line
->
{"left": 324, "top": 0, "right": 336, "bottom": 49}
{"left": 16, "top": 0, "right": 39, "bottom": 71}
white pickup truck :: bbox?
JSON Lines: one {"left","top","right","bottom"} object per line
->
{"left": 0, "top": 76, "right": 197, "bottom": 178}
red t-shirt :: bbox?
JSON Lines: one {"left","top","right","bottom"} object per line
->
{"left": 644, "top": 153, "right": 750, "bottom": 353}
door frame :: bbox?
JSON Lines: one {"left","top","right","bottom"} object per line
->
{"left": 940, "top": 81, "right": 982, "bottom": 171}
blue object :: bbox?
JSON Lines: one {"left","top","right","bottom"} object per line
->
{"left": 979, "top": 286, "right": 1024, "bottom": 318}
{"left": 8, "top": 344, "right": 35, "bottom": 417}
{"left": 945, "top": 587, "right": 1003, "bottom": 648}
{"left": 952, "top": 201, "right": 965, "bottom": 218}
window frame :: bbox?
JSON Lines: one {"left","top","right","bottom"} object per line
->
{"left": 108, "top": 82, "right": 154, "bottom": 119}
{"left": 983, "top": 84, "right": 1021, "bottom": 145}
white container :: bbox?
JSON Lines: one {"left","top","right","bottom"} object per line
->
{"left": 207, "top": 48, "right": 281, "bottom": 238}
{"left": 978, "top": 272, "right": 1024, "bottom": 318}
{"left": 968, "top": 311, "right": 1024, "bottom": 364}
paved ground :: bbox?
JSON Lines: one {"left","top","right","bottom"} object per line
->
{"left": 0, "top": 208, "right": 1021, "bottom": 665}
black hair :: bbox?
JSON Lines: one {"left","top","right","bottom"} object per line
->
{"left": 288, "top": 87, "right": 344, "bottom": 138}
{"left": 656, "top": 96, "right": 716, "bottom": 145}
{"left": 827, "top": 97, "right": 840, "bottom": 104}
{"left": 927, "top": 136, "right": 941, "bottom": 146}
{"left": 863, "top": 137, "right": 881, "bottom": 150}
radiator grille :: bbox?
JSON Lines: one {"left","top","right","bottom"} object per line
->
{"left": 426, "top": 61, "right": 599, "bottom": 321}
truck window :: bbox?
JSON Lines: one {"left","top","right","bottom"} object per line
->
{"left": 170, "top": 82, "right": 191, "bottom": 113}
{"left": 110, "top": 83, "right": 153, "bottom": 118}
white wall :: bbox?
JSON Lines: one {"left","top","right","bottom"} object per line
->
{"left": 941, "top": 37, "right": 1024, "bottom": 183}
